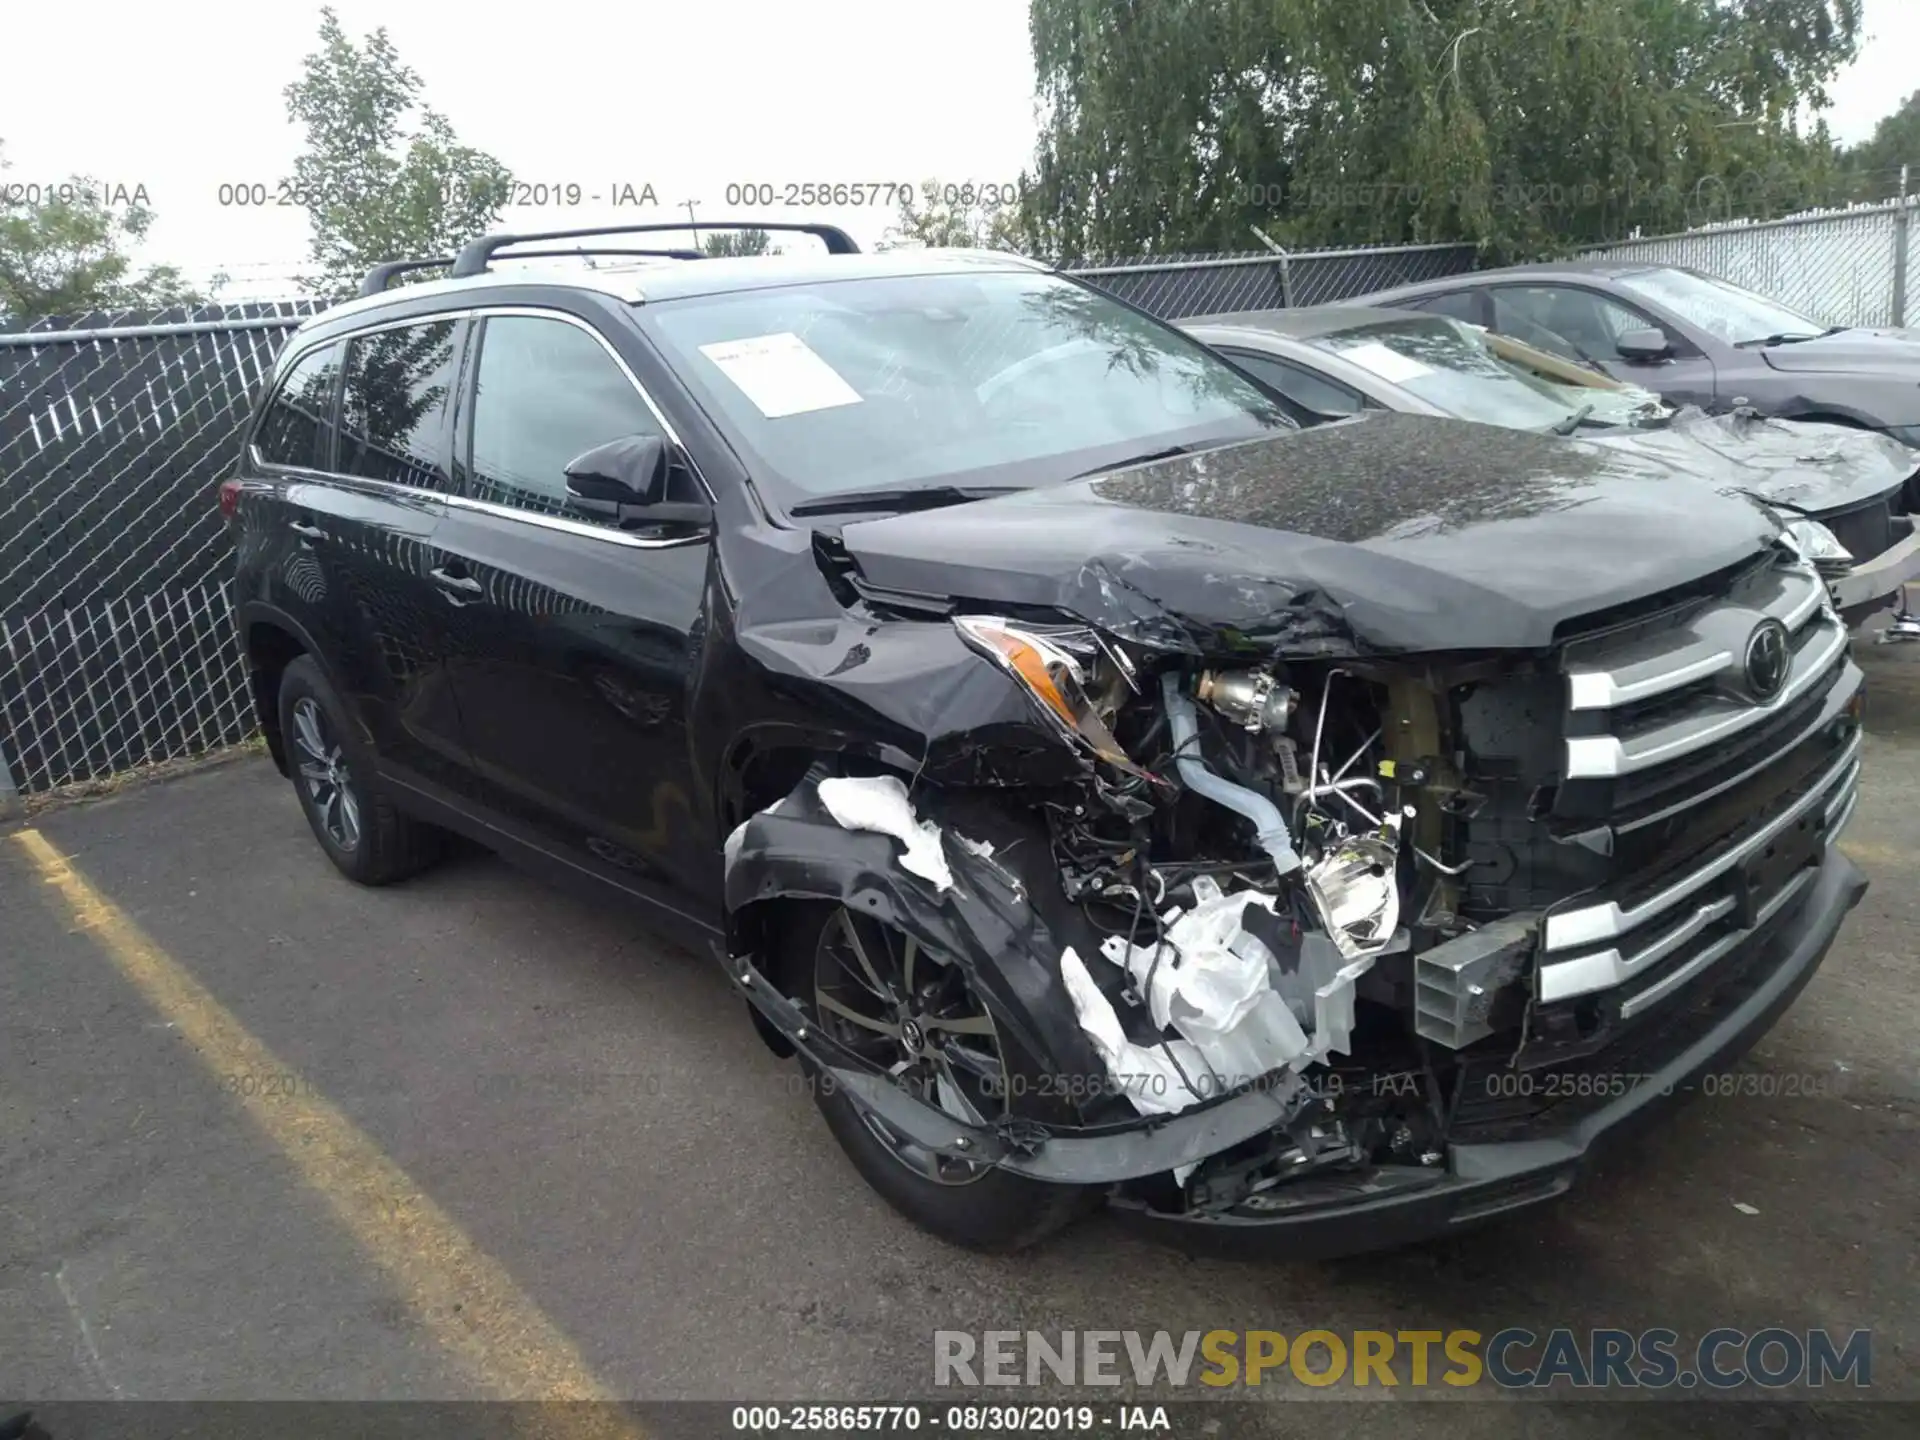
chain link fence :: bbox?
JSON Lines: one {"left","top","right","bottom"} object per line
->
{"left": 1582, "top": 198, "right": 1920, "bottom": 329}
{"left": 1066, "top": 241, "right": 1477, "bottom": 319}
{"left": 0, "top": 302, "right": 323, "bottom": 802}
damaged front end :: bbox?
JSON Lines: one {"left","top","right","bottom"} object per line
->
{"left": 720, "top": 608, "right": 1516, "bottom": 1222}
{"left": 721, "top": 519, "right": 1865, "bottom": 1251}
{"left": 711, "top": 424, "right": 1867, "bottom": 1254}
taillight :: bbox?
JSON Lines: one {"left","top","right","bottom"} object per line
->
{"left": 218, "top": 478, "right": 242, "bottom": 520}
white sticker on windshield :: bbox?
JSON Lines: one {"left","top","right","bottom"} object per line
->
{"left": 698, "top": 332, "right": 863, "bottom": 418}
{"left": 1340, "top": 341, "right": 1432, "bottom": 385}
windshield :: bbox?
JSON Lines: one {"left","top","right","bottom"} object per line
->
{"left": 638, "top": 269, "right": 1296, "bottom": 512}
{"left": 1311, "top": 316, "right": 1588, "bottom": 429}
{"left": 1614, "top": 268, "right": 1828, "bottom": 346}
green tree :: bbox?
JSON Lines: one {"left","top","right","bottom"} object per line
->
{"left": 880, "top": 180, "right": 1025, "bottom": 250}
{"left": 1022, "top": 0, "right": 1863, "bottom": 263}
{"left": 0, "top": 142, "right": 201, "bottom": 326}
{"left": 284, "top": 7, "right": 512, "bottom": 300}
{"left": 701, "top": 227, "right": 774, "bottom": 256}
{"left": 1838, "top": 90, "right": 1920, "bottom": 200}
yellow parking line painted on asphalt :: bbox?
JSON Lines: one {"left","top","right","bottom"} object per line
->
{"left": 11, "top": 828, "right": 645, "bottom": 1436}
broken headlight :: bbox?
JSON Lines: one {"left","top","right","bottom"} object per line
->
{"left": 953, "top": 615, "right": 1136, "bottom": 767}
{"left": 1778, "top": 516, "right": 1854, "bottom": 577}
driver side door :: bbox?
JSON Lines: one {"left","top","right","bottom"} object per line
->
{"left": 1487, "top": 285, "right": 1720, "bottom": 409}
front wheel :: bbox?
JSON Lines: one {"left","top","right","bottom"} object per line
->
{"left": 782, "top": 902, "right": 1094, "bottom": 1252}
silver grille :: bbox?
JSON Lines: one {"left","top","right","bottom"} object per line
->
{"left": 1562, "top": 562, "right": 1840, "bottom": 778}
{"left": 1536, "top": 555, "right": 1861, "bottom": 1013}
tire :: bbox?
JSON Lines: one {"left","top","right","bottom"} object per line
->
{"left": 779, "top": 901, "right": 1094, "bottom": 1252}
{"left": 277, "top": 655, "right": 444, "bottom": 886}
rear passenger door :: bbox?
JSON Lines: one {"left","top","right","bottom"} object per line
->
{"left": 250, "top": 319, "right": 474, "bottom": 794}
{"left": 431, "top": 309, "right": 714, "bottom": 917}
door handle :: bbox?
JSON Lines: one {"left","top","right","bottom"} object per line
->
{"left": 288, "top": 521, "right": 328, "bottom": 542}
{"left": 429, "top": 565, "right": 484, "bottom": 595}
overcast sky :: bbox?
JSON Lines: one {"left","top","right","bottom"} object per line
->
{"left": 1, "top": 0, "right": 1915, "bottom": 301}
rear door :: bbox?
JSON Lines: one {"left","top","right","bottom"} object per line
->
{"left": 289, "top": 315, "right": 475, "bottom": 794}
{"left": 430, "top": 308, "right": 714, "bottom": 918}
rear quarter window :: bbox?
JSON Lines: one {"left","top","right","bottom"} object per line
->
{"left": 1403, "top": 291, "right": 1484, "bottom": 325}
{"left": 253, "top": 341, "right": 342, "bottom": 469}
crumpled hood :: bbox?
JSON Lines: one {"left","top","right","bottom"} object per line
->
{"left": 1582, "top": 406, "right": 1914, "bottom": 515}
{"left": 833, "top": 411, "right": 1784, "bottom": 656}
{"left": 1759, "top": 327, "right": 1920, "bottom": 374}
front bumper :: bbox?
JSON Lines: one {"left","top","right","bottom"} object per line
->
{"left": 1830, "top": 512, "right": 1920, "bottom": 615}
{"left": 719, "top": 944, "right": 1317, "bottom": 1185}
{"left": 1108, "top": 846, "right": 1866, "bottom": 1258}
{"left": 722, "top": 843, "right": 1864, "bottom": 1244}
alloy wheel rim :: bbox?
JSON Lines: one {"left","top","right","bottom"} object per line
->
{"left": 812, "top": 908, "right": 1009, "bottom": 1186}
{"left": 291, "top": 696, "right": 362, "bottom": 852}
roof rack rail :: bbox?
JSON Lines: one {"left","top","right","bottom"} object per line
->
{"left": 486, "top": 245, "right": 708, "bottom": 263}
{"left": 448, "top": 220, "right": 860, "bottom": 278}
{"left": 357, "top": 257, "right": 456, "bottom": 298}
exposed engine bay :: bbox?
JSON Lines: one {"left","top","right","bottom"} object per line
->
{"left": 944, "top": 615, "right": 1491, "bottom": 1208}
{"left": 726, "top": 606, "right": 1544, "bottom": 1217}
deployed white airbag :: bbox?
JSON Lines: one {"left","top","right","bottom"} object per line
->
{"left": 1095, "top": 876, "right": 1313, "bottom": 1092}
{"left": 816, "top": 775, "right": 954, "bottom": 891}
{"left": 1059, "top": 946, "right": 1211, "bottom": 1116}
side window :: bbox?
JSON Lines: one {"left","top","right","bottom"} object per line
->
{"left": 1405, "top": 290, "right": 1484, "bottom": 325}
{"left": 464, "top": 315, "right": 663, "bottom": 523}
{"left": 338, "top": 319, "right": 461, "bottom": 490}
{"left": 1225, "top": 350, "right": 1366, "bottom": 419}
{"left": 1490, "top": 287, "right": 1661, "bottom": 365}
{"left": 253, "top": 341, "right": 341, "bottom": 469}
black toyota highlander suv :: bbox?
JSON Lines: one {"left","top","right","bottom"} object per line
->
{"left": 222, "top": 221, "right": 1868, "bottom": 1255}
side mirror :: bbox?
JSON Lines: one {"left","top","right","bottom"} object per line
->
{"left": 565, "top": 434, "right": 668, "bottom": 507}
{"left": 561, "top": 435, "right": 711, "bottom": 528}
{"left": 1615, "top": 327, "right": 1673, "bottom": 362}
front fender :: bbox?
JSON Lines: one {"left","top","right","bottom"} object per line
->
{"left": 717, "top": 774, "right": 1315, "bottom": 1184}
{"left": 723, "top": 776, "right": 1105, "bottom": 1086}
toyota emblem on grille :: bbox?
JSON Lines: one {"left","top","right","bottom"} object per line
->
{"left": 1745, "top": 619, "right": 1791, "bottom": 700}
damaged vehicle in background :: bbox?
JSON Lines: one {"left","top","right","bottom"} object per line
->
{"left": 1358, "top": 259, "right": 1920, "bottom": 477}
{"left": 1184, "top": 305, "right": 1920, "bottom": 632}
{"left": 226, "top": 225, "right": 1869, "bottom": 1256}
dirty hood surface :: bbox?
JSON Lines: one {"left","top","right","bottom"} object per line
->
{"left": 1585, "top": 407, "right": 1915, "bottom": 516}
{"left": 833, "top": 411, "right": 1783, "bottom": 656}
{"left": 1758, "top": 326, "right": 1920, "bottom": 374}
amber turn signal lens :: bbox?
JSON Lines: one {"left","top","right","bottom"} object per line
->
{"left": 971, "top": 626, "right": 1082, "bottom": 731}
{"left": 952, "top": 616, "right": 1136, "bottom": 769}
